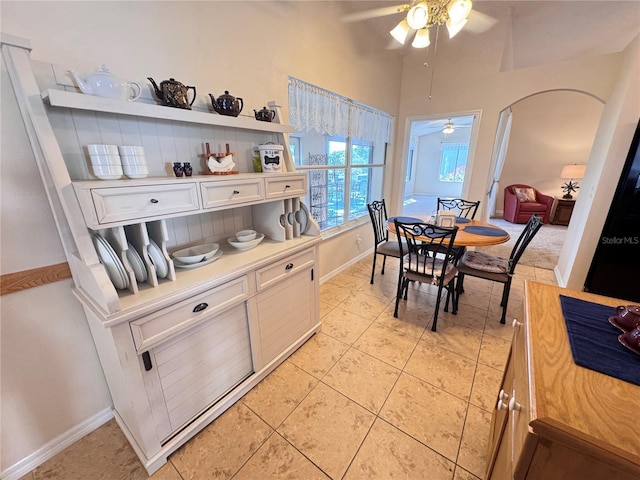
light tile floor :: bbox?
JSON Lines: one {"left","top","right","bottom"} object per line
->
{"left": 22, "top": 256, "right": 557, "bottom": 480}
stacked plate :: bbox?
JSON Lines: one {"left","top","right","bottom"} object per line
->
{"left": 92, "top": 233, "right": 129, "bottom": 289}
{"left": 125, "top": 243, "right": 147, "bottom": 283}
{"left": 147, "top": 239, "right": 169, "bottom": 278}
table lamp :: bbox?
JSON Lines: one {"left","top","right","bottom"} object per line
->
{"left": 560, "top": 164, "right": 586, "bottom": 199}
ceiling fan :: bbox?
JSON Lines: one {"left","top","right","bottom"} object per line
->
{"left": 342, "top": 0, "right": 497, "bottom": 49}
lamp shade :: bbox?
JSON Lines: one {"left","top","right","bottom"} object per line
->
{"left": 406, "top": 2, "right": 429, "bottom": 29}
{"left": 412, "top": 28, "right": 431, "bottom": 48}
{"left": 560, "top": 164, "right": 586, "bottom": 179}
{"left": 447, "top": 0, "right": 473, "bottom": 24}
{"left": 390, "top": 19, "right": 411, "bottom": 44}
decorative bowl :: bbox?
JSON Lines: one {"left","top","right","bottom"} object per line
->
{"left": 236, "top": 229, "right": 257, "bottom": 242}
{"left": 227, "top": 233, "right": 264, "bottom": 251}
{"left": 172, "top": 243, "right": 220, "bottom": 264}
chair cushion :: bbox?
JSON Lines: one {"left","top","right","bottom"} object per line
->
{"left": 404, "top": 255, "right": 456, "bottom": 285}
{"left": 377, "top": 240, "right": 402, "bottom": 257}
{"left": 460, "top": 251, "right": 509, "bottom": 273}
{"left": 519, "top": 202, "right": 546, "bottom": 212}
{"left": 513, "top": 187, "right": 536, "bottom": 202}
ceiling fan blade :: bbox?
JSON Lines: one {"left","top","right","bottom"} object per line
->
{"left": 341, "top": 4, "right": 410, "bottom": 23}
{"left": 465, "top": 10, "right": 498, "bottom": 34}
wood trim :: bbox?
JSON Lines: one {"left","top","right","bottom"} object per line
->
{"left": 1, "top": 262, "right": 72, "bottom": 295}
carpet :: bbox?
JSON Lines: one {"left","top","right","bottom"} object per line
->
{"left": 475, "top": 218, "right": 567, "bottom": 270}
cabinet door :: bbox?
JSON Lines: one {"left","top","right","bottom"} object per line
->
{"left": 141, "top": 302, "right": 253, "bottom": 440}
{"left": 254, "top": 266, "right": 316, "bottom": 368}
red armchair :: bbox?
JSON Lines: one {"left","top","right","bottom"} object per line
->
{"left": 503, "top": 184, "right": 554, "bottom": 224}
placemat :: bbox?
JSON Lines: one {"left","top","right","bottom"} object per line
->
{"left": 463, "top": 225, "right": 508, "bottom": 236}
{"left": 456, "top": 217, "right": 471, "bottom": 224}
{"left": 559, "top": 295, "right": 640, "bottom": 386}
{"left": 389, "top": 216, "right": 422, "bottom": 223}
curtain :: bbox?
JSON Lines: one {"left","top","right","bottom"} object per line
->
{"left": 288, "top": 77, "right": 391, "bottom": 143}
{"left": 485, "top": 107, "right": 513, "bottom": 219}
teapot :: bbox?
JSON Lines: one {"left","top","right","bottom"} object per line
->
{"left": 254, "top": 106, "right": 275, "bottom": 122}
{"left": 68, "top": 64, "right": 142, "bottom": 101}
{"left": 209, "top": 91, "right": 243, "bottom": 117}
{"left": 148, "top": 77, "right": 196, "bottom": 109}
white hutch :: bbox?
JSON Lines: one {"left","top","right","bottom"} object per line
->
{"left": 2, "top": 35, "right": 320, "bottom": 474}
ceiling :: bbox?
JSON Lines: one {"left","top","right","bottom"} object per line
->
{"left": 340, "top": 1, "right": 640, "bottom": 70}
{"left": 410, "top": 114, "right": 475, "bottom": 136}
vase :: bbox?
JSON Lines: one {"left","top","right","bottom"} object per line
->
{"left": 173, "top": 162, "right": 183, "bottom": 177}
{"left": 183, "top": 162, "right": 193, "bottom": 177}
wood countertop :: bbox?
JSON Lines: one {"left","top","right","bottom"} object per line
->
{"left": 524, "top": 281, "right": 640, "bottom": 470}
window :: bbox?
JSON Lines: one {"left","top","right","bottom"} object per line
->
{"left": 288, "top": 77, "right": 392, "bottom": 231}
{"left": 439, "top": 143, "right": 468, "bottom": 182}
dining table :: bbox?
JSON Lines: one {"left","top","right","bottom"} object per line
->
{"left": 387, "top": 215, "right": 511, "bottom": 247}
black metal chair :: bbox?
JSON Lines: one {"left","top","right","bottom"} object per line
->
{"left": 437, "top": 198, "right": 480, "bottom": 219}
{"left": 393, "top": 220, "right": 459, "bottom": 332}
{"left": 367, "top": 200, "right": 403, "bottom": 284}
{"left": 456, "top": 214, "right": 543, "bottom": 324}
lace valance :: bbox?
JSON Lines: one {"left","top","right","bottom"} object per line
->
{"left": 288, "top": 77, "right": 392, "bottom": 143}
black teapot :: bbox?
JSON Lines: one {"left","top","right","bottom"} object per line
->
{"left": 148, "top": 77, "right": 196, "bottom": 109}
{"left": 209, "top": 91, "right": 243, "bottom": 117}
{"left": 254, "top": 106, "right": 275, "bottom": 122}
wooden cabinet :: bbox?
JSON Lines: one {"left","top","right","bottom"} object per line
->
{"left": 3, "top": 38, "right": 320, "bottom": 476}
{"left": 551, "top": 198, "right": 576, "bottom": 226}
{"left": 485, "top": 282, "right": 640, "bottom": 480}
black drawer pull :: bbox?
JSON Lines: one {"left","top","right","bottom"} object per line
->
{"left": 285, "top": 263, "right": 294, "bottom": 270}
{"left": 193, "top": 302, "right": 209, "bottom": 313}
{"left": 232, "top": 190, "right": 240, "bottom": 195}
{"left": 142, "top": 351, "right": 153, "bottom": 371}
{"left": 285, "top": 184, "right": 291, "bottom": 189}
{"left": 150, "top": 198, "right": 159, "bottom": 204}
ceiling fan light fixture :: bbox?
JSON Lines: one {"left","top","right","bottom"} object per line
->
{"left": 442, "top": 121, "right": 455, "bottom": 134}
{"left": 446, "top": 0, "right": 473, "bottom": 25}
{"left": 412, "top": 28, "right": 431, "bottom": 48}
{"left": 446, "top": 17, "right": 467, "bottom": 38}
{"left": 406, "top": 2, "right": 430, "bottom": 30}
{"left": 390, "top": 19, "right": 411, "bottom": 45}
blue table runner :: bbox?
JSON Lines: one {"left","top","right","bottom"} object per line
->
{"left": 559, "top": 295, "right": 640, "bottom": 386}
{"left": 463, "top": 225, "right": 508, "bottom": 236}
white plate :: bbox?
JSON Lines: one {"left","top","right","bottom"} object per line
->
{"left": 92, "top": 234, "right": 128, "bottom": 290}
{"left": 174, "top": 250, "right": 223, "bottom": 269}
{"left": 296, "top": 202, "right": 310, "bottom": 234}
{"left": 227, "top": 233, "right": 265, "bottom": 251}
{"left": 97, "top": 234, "right": 129, "bottom": 289}
{"left": 126, "top": 243, "right": 147, "bottom": 283}
{"left": 148, "top": 239, "right": 169, "bottom": 279}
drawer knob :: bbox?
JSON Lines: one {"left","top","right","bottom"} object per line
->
{"left": 512, "top": 319, "right": 522, "bottom": 328}
{"left": 285, "top": 263, "right": 294, "bottom": 270}
{"left": 509, "top": 397, "right": 521, "bottom": 412}
{"left": 232, "top": 190, "right": 240, "bottom": 195}
{"left": 499, "top": 389, "right": 509, "bottom": 401}
{"left": 285, "top": 184, "right": 291, "bottom": 189}
{"left": 142, "top": 351, "right": 153, "bottom": 371}
{"left": 193, "top": 302, "right": 209, "bottom": 313}
{"left": 150, "top": 198, "right": 159, "bottom": 204}
{"left": 497, "top": 399, "right": 508, "bottom": 410}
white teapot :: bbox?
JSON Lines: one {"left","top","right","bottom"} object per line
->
{"left": 68, "top": 64, "right": 142, "bottom": 101}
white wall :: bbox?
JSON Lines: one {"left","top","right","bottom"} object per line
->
{"left": 495, "top": 90, "right": 604, "bottom": 215}
{"left": 0, "top": 1, "right": 402, "bottom": 474}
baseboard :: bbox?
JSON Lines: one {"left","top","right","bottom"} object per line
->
{"left": 553, "top": 264, "right": 568, "bottom": 287}
{"left": 1, "top": 407, "right": 113, "bottom": 480}
{"left": 320, "top": 249, "right": 372, "bottom": 284}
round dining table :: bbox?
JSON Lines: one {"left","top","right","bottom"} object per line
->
{"left": 387, "top": 215, "right": 511, "bottom": 247}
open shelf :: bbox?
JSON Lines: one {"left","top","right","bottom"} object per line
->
{"left": 42, "top": 89, "right": 295, "bottom": 134}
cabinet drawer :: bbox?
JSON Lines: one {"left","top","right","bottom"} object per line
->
{"left": 265, "top": 174, "right": 307, "bottom": 199}
{"left": 130, "top": 276, "right": 248, "bottom": 351}
{"left": 90, "top": 183, "right": 200, "bottom": 224}
{"left": 256, "top": 248, "right": 314, "bottom": 291}
{"left": 200, "top": 178, "right": 264, "bottom": 209}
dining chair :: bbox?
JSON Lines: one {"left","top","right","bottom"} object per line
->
{"left": 367, "top": 200, "right": 403, "bottom": 284}
{"left": 437, "top": 198, "right": 481, "bottom": 219}
{"left": 456, "top": 214, "right": 543, "bottom": 324}
{"left": 393, "top": 220, "right": 459, "bottom": 332}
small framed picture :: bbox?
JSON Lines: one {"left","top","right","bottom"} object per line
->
{"left": 437, "top": 216, "right": 455, "bottom": 228}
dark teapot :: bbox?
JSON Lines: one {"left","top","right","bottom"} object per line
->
{"left": 148, "top": 77, "right": 196, "bottom": 109}
{"left": 254, "top": 106, "right": 275, "bottom": 122}
{"left": 209, "top": 91, "right": 243, "bottom": 117}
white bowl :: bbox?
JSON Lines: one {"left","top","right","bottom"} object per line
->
{"left": 91, "top": 164, "right": 123, "bottom": 179}
{"left": 236, "top": 229, "right": 257, "bottom": 242}
{"left": 228, "top": 233, "right": 265, "bottom": 251}
{"left": 172, "top": 243, "right": 219, "bottom": 264}
{"left": 119, "top": 154, "right": 148, "bottom": 166}
{"left": 87, "top": 144, "right": 119, "bottom": 155}
{"left": 90, "top": 154, "right": 122, "bottom": 166}
{"left": 123, "top": 164, "right": 149, "bottom": 179}
{"left": 118, "top": 145, "right": 145, "bottom": 156}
